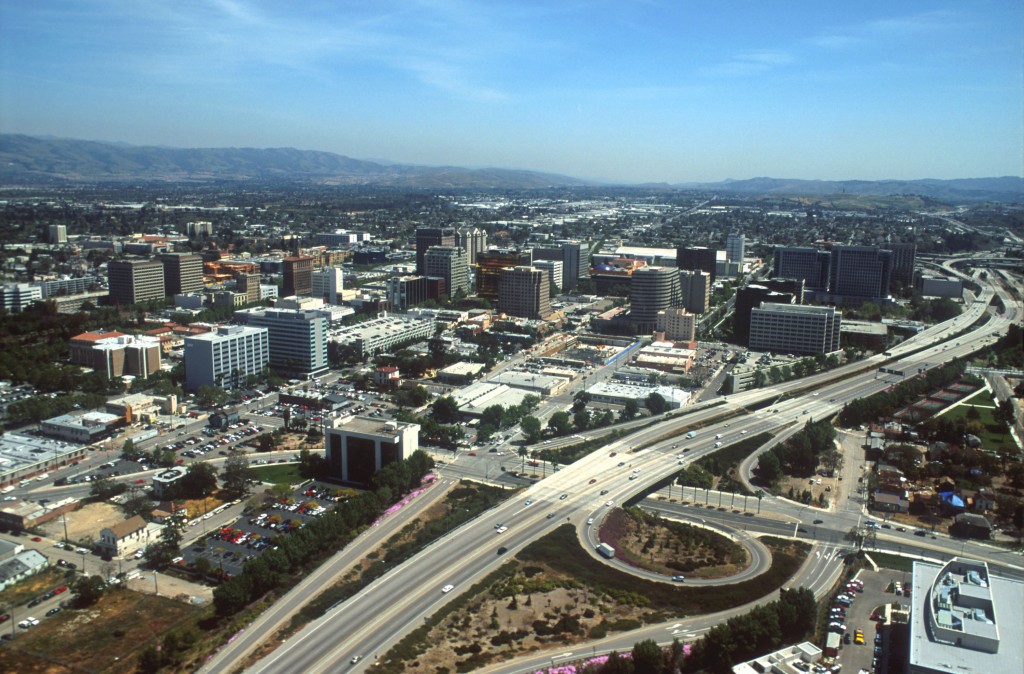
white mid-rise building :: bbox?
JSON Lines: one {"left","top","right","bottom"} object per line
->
{"left": 748, "top": 303, "right": 841, "bottom": 355}
{"left": 184, "top": 325, "right": 269, "bottom": 391}
{"left": 237, "top": 308, "right": 328, "bottom": 379}
{"left": 0, "top": 284, "right": 42, "bottom": 313}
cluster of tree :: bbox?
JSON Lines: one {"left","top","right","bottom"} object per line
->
{"left": 849, "top": 296, "right": 961, "bottom": 324}
{"left": 993, "top": 324, "right": 1023, "bottom": 369}
{"left": 756, "top": 418, "right": 838, "bottom": 483}
{"left": 213, "top": 450, "right": 434, "bottom": 616}
{"left": 5, "top": 390, "right": 110, "bottom": 425}
{"left": 476, "top": 395, "right": 540, "bottom": 442}
{"left": 839, "top": 360, "right": 967, "bottom": 427}
{"left": 393, "top": 384, "right": 431, "bottom": 409}
{"left": 681, "top": 587, "right": 817, "bottom": 673}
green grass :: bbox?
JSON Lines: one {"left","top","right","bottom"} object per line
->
{"left": 941, "top": 401, "right": 1013, "bottom": 450}
{"left": 869, "top": 551, "right": 915, "bottom": 572}
{"left": 250, "top": 463, "right": 303, "bottom": 484}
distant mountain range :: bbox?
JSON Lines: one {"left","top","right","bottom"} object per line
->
{"left": 1, "top": 134, "right": 1021, "bottom": 201}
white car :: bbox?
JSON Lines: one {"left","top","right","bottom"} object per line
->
{"left": 605, "top": 500, "right": 614, "bottom": 507}
{"left": 441, "top": 584, "right": 455, "bottom": 593}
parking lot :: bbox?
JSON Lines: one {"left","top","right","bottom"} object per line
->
{"left": 835, "top": 566, "right": 905, "bottom": 674}
{"left": 176, "top": 482, "right": 348, "bottom": 578}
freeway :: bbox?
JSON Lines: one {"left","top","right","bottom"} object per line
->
{"left": 230, "top": 275, "right": 1016, "bottom": 673}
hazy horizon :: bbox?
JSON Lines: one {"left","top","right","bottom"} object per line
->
{"left": 1, "top": 1, "right": 1021, "bottom": 184}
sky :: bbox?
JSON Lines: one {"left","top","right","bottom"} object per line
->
{"left": 1, "top": 1, "right": 1021, "bottom": 184}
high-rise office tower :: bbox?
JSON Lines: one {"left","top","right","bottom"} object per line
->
{"left": 630, "top": 266, "right": 682, "bottom": 333}
{"left": 415, "top": 227, "right": 457, "bottom": 275}
{"left": 184, "top": 325, "right": 269, "bottom": 391}
{"left": 475, "top": 249, "right": 532, "bottom": 299}
{"left": 533, "top": 241, "right": 583, "bottom": 290}
{"left": 311, "top": 267, "right": 344, "bottom": 304}
{"left": 282, "top": 255, "right": 314, "bottom": 297}
{"left": 532, "top": 259, "right": 563, "bottom": 292}
{"left": 48, "top": 224, "right": 68, "bottom": 244}
{"left": 889, "top": 242, "right": 917, "bottom": 286}
{"left": 457, "top": 227, "right": 488, "bottom": 266}
{"left": 158, "top": 252, "right": 204, "bottom": 296}
{"left": 679, "top": 269, "right": 711, "bottom": 314}
{"left": 186, "top": 221, "right": 214, "bottom": 238}
{"left": 749, "top": 303, "right": 841, "bottom": 355}
{"left": 829, "top": 246, "right": 892, "bottom": 301}
{"left": 423, "top": 246, "right": 470, "bottom": 298}
{"left": 107, "top": 259, "right": 165, "bottom": 305}
{"left": 240, "top": 308, "right": 328, "bottom": 379}
{"left": 773, "top": 247, "right": 831, "bottom": 291}
{"left": 726, "top": 232, "right": 745, "bottom": 263}
{"left": 236, "top": 271, "right": 262, "bottom": 305}
{"left": 676, "top": 246, "right": 718, "bottom": 284}
{"left": 734, "top": 283, "right": 799, "bottom": 346}
{"left": 387, "top": 276, "right": 429, "bottom": 309}
{"left": 498, "top": 266, "right": 551, "bottom": 319}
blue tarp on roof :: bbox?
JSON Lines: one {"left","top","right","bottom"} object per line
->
{"left": 940, "top": 492, "right": 965, "bottom": 508}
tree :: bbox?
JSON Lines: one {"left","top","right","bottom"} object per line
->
{"left": 547, "top": 411, "right": 572, "bottom": 436}
{"left": 222, "top": 454, "right": 254, "bottom": 499}
{"left": 632, "top": 638, "right": 663, "bottom": 673}
{"left": 521, "top": 415, "right": 542, "bottom": 443}
{"left": 573, "top": 408, "right": 590, "bottom": 432}
{"left": 645, "top": 392, "right": 667, "bottom": 415}
{"left": 477, "top": 423, "right": 496, "bottom": 443}
{"left": 90, "top": 476, "right": 126, "bottom": 500}
{"left": 754, "top": 451, "right": 783, "bottom": 485}
{"left": 621, "top": 399, "right": 640, "bottom": 420}
{"left": 120, "top": 490, "right": 152, "bottom": 519}
{"left": 172, "top": 461, "right": 218, "bottom": 499}
{"left": 431, "top": 396, "right": 461, "bottom": 424}
{"left": 73, "top": 575, "right": 106, "bottom": 606}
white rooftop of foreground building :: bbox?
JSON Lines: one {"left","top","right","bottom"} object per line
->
{"left": 449, "top": 382, "right": 533, "bottom": 416}
{"left": 909, "top": 557, "right": 1023, "bottom": 674}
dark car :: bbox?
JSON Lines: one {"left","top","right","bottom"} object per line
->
{"left": 914, "top": 529, "right": 927, "bottom": 537}
{"left": 497, "top": 547, "right": 508, "bottom": 555}
{"left": 46, "top": 607, "right": 61, "bottom": 617}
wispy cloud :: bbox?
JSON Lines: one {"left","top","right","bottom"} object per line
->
{"left": 809, "top": 9, "right": 963, "bottom": 50}
{"left": 701, "top": 50, "right": 795, "bottom": 77}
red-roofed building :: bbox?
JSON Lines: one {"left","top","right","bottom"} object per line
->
{"left": 372, "top": 366, "right": 401, "bottom": 388}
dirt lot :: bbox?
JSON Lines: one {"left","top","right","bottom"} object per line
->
{"left": 37, "top": 502, "right": 124, "bottom": 545}
{"left": 0, "top": 589, "right": 199, "bottom": 674}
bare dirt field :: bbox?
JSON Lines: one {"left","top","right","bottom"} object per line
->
{"left": 38, "top": 502, "right": 124, "bottom": 544}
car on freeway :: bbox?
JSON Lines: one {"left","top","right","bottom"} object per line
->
{"left": 46, "top": 607, "right": 61, "bottom": 616}
{"left": 441, "top": 584, "right": 454, "bottom": 593}
{"left": 546, "top": 513, "right": 555, "bottom": 519}
{"left": 524, "top": 499, "right": 533, "bottom": 506}
{"left": 559, "top": 494, "right": 568, "bottom": 500}
{"left": 605, "top": 500, "right": 614, "bottom": 507}
{"left": 671, "top": 575, "right": 685, "bottom": 582}
{"left": 350, "top": 655, "right": 361, "bottom": 664}
{"left": 495, "top": 526, "right": 508, "bottom": 534}
{"left": 609, "top": 452, "right": 617, "bottom": 457}
{"left": 813, "top": 519, "right": 823, "bottom": 524}
{"left": 0, "top": 614, "right": 9, "bottom": 623}
{"left": 589, "top": 478, "right": 597, "bottom": 484}
{"left": 496, "top": 546, "right": 507, "bottom": 555}
{"left": 586, "top": 518, "right": 594, "bottom": 525}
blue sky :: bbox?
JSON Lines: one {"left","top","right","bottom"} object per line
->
{"left": 1, "top": 1, "right": 1021, "bottom": 183}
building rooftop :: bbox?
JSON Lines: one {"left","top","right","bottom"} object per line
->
{"left": 438, "top": 362, "right": 487, "bottom": 376}
{"left": 330, "top": 415, "right": 417, "bottom": 437}
{"left": 910, "top": 558, "right": 1023, "bottom": 674}
{"left": 106, "top": 515, "right": 147, "bottom": 539}
{"left": 0, "top": 433, "right": 83, "bottom": 472}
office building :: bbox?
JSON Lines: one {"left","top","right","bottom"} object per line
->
{"left": 236, "top": 271, "right": 262, "bottom": 305}
{"left": 184, "top": 325, "right": 269, "bottom": 391}
{"left": 533, "top": 241, "right": 583, "bottom": 290}
{"left": 591, "top": 257, "right": 644, "bottom": 296}
{"left": 311, "top": 267, "right": 345, "bottom": 304}
{"left": 423, "top": 246, "right": 470, "bottom": 298}
{"left": 733, "top": 280, "right": 802, "bottom": 346}
{"left": 315, "top": 230, "right": 370, "bottom": 247}
{"left": 630, "top": 266, "right": 682, "bottom": 333}
{"left": 158, "top": 252, "right": 204, "bottom": 296}
{"left": 532, "top": 259, "right": 564, "bottom": 292}
{"left": 0, "top": 284, "right": 42, "bottom": 313}
{"left": 415, "top": 226, "right": 457, "bottom": 275}
{"left": 908, "top": 558, "right": 1022, "bottom": 674}
{"left": 773, "top": 247, "right": 831, "bottom": 291}
{"left": 498, "top": 266, "right": 551, "bottom": 319}
{"left": 748, "top": 303, "right": 841, "bottom": 355}
{"left": 387, "top": 275, "right": 428, "bottom": 309}
{"left": 679, "top": 269, "right": 711, "bottom": 314}
{"left": 914, "top": 272, "right": 963, "bottom": 299}
{"left": 282, "top": 255, "right": 314, "bottom": 297}
{"left": 890, "top": 242, "right": 917, "bottom": 286}
{"left": 656, "top": 307, "right": 696, "bottom": 342}
{"left": 475, "top": 249, "right": 532, "bottom": 299}
{"left": 48, "top": 224, "right": 67, "bottom": 244}
{"left": 186, "top": 221, "right": 213, "bottom": 237}
{"left": 325, "top": 416, "right": 420, "bottom": 486}
{"left": 107, "top": 259, "right": 165, "bottom": 305}
{"left": 676, "top": 246, "right": 717, "bottom": 284}
{"left": 40, "top": 411, "right": 122, "bottom": 444}
{"left": 457, "top": 227, "right": 488, "bottom": 266}
{"left": 68, "top": 332, "right": 161, "bottom": 379}
{"left": 239, "top": 308, "right": 328, "bottom": 379}
{"left": 726, "top": 232, "right": 745, "bottom": 263}
{"left": 34, "top": 276, "right": 99, "bottom": 298}
{"left": 829, "top": 245, "right": 892, "bottom": 302}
